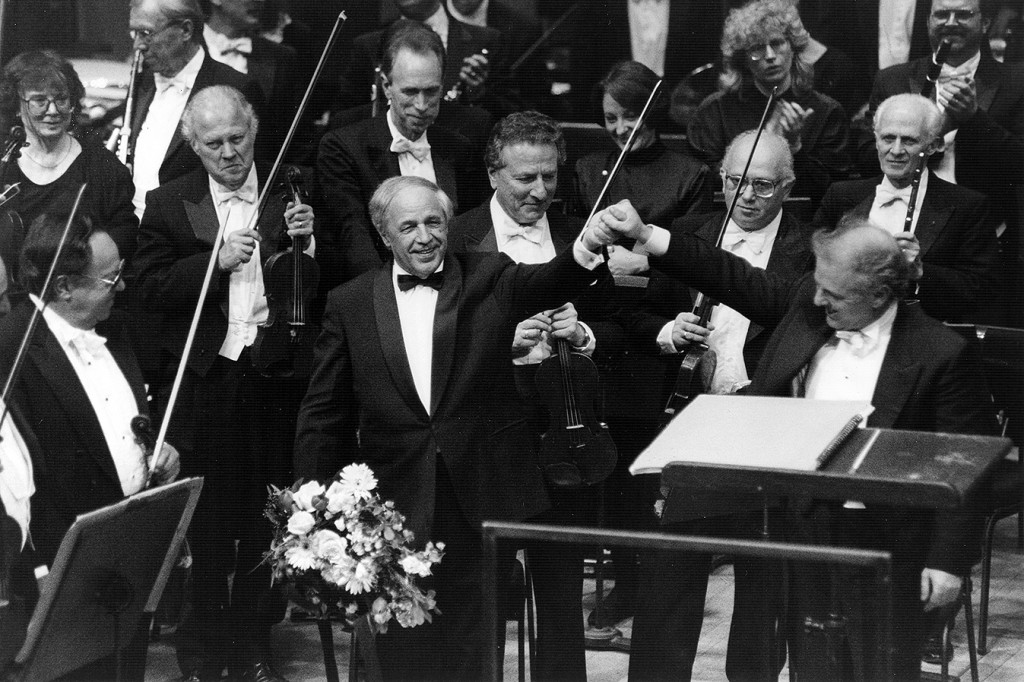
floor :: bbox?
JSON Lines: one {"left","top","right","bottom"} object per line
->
{"left": 143, "top": 517, "right": 1024, "bottom": 682}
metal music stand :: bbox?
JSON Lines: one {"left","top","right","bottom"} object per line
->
{"left": 659, "top": 428, "right": 1011, "bottom": 680}
{"left": 6, "top": 477, "right": 202, "bottom": 682}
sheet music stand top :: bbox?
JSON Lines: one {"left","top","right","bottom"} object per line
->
{"left": 10, "top": 478, "right": 202, "bottom": 682}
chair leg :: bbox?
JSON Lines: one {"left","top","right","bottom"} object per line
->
{"left": 979, "top": 515, "right": 998, "bottom": 655}
{"left": 525, "top": 558, "right": 537, "bottom": 681}
{"left": 962, "top": 576, "right": 979, "bottom": 682}
{"left": 941, "top": 617, "right": 952, "bottom": 681}
{"left": 518, "top": 563, "right": 526, "bottom": 682}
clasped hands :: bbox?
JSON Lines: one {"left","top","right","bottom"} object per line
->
{"left": 767, "top": 101, "right": 814, "bottom": 153}
{"left": 512, "top": 302, "right": 586, "bottom": 358}
{"left": 582, "top": 198, "right": 650, "bottom": 251}
{"left": 458, "top": 52, "right": 490, "bottom": 94}
{"left": 218, "top": 201, "right": 314, "bottom": 272}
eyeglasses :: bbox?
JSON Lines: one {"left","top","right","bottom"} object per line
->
{"left": 129, "top": 20, "right": 182, "bottom": 42}
{"left": 79, "top": 259, "right": 125, "bottom": 289}
{"left": 930, "top": 9, "right": 979, "bottom": 23}
{"left": 747, "top": 38, "right": 790, "bottom": 61}
{"left": 21, "top": 95, "right": 72, "bottom": 115}
{"left": 722, "top": 174, "right": 778, "bottom": 198}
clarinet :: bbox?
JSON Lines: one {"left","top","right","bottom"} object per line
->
{"left": 106, "top": 48, "right": 143, "bottom": 170}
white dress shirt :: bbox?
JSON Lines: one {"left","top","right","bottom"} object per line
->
{"left": 628, "top": 0, "right": 670, "bottom": 77}
{"left": 33, "top": 297, "right": 146, "bottom": 496}
{"left": 934, "top": 51, "right": 981, "bottom": 184}
{"left": 212, "top": 166, "right": 268, "bottom": 360}
{"left": 393, "top": 263, "right": 441, "bottom": 413}
{"left": 204, "top": 24, "right": 252, "bottom": 74}
{"left": 656, "top": 213, "right": 781, "bottom": 394}
{"left": 448, "top": 0, "right": 488, "bottom": 26}
{"left": 803, "top": 302, "right": 898, "bottom": 407}
{"left": 133, "top": 47, "right": 206, "bottom": 219}
{"left": 423, "top": 3, "right": 450, "bottom": 49}
{"left": 0, "top": 398, "right": 34, "bottom": 549}
{"left": 878, "top": 0, "right": 918, "bottom": 69}
{"left": 489, "top": 194, "right": 595, "bottom": 365}
{"left": 869, "top": 168, "right": 929, "bottom": 235}
{"left": 387, "top": 107, "right": 437, "bottom": 183}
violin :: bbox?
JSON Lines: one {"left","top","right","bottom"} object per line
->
{"left": 0, "top": 126, "right": 26, "bottom": 282}
{"left": 251, "top": 167, "right": 321, "bottom": 378}
{"left": 534, "top": 333, "right": 617, "bottom": 488}
{"left": 661, "top": 86, "right": 779, "bottom": 427}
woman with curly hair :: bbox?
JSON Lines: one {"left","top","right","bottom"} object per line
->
{"left": 686, "top": 0, "right": 852, "bottom": 205}
{"left": 0, "top": 50, "right": 136, "bottom": 291}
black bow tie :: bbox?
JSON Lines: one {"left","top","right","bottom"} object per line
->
{"left": 397, "top": 271, "right": 444, "bottom": 292}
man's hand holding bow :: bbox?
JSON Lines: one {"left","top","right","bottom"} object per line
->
{"left": 219, "top": 228, "right": 262, "bottom": 272}
{"left": 671, "top": 312, "right": 713, "bottom": 350}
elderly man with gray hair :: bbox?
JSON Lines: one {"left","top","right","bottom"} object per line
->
{"left": 814, "top": 93, "right": 999, "bottom": 324}
{"left": 133, "top": 84, "right": 314, "bottom": 682}
{"left": 593, "top": 196, "right": 997, "bottom": 680}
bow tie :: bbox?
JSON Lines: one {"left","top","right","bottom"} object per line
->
{"left": 938, "top": 62, "right": 971, "bottom": 83}
{"left": 70, "top": 329, "right": 108, "bottom": 361}
{"left": 503, "top": 222, "right": 543, "bottom": 245}
{"left": 390, "top": 136, "right": 431, "bottom": 162}
{"left": 154, "top": 73, "right": 188, "bottom": 94}
{"left": 214, "top": 185, "right": 257, "bottom": 205}
{"left": 720, "top": 224, "right": 768, "bottom": 253}
{"left": 218, "top": 36, "right": 252, "bottom": 57}
{"left": 397, "top": 271, "right": 444, "bottom": 292}
{"left": 834, "top": 329, "right": 876, "bottom": 358}
{"left": 875, "top": 183, "right": 912, "bottom": 207}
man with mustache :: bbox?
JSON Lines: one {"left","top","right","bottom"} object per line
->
{"left": 816, "top": 93, "right": 999, "bottom": 324}
{"left": 133, "top": 85, "right": 314, "bottom": 681}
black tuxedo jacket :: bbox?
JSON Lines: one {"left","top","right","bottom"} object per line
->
{"left": 813, "top": 174, "right": 999, "bottom": 323}
{"left": 315, "top": 115, "right": 477, "bottom": 284}
{"left": 132, "top": 164, "right": 292, "bottom": 378}
{"left": 652, "top": 232, "right": 996, "bottom": 572}
{"left": 246, "top": 36, "right": 304, "bottom": 159}
{"left": 0, "top": 302, "right": 148, "bottom": 565}
{"left": 859, "top": 52, "right": 1024, "bottom": 231}
{"left": 294, "top": 248, "right": 598, "bottom": 543}
{"left": 129, "top": 51, "right": 265, "bottom": 186}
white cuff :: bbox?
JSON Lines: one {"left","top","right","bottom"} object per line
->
{"left": 655, "top": 320, "right": 679, "bottom": 354}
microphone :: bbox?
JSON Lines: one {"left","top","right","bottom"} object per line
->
{"left": 926, "top": 40, "right": 951, "bottom": 84}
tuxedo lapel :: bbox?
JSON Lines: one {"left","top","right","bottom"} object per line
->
{"left": 371, "top": 117, "right": 401, "bottom": 182}
{"left": 131, "top": 73, "right": 156, "bottom": 147}
{"left": 373, "top": 266, "right": 428, "bottom": 419}
{"left": 433, "top": 156, "right": 458, "bottom": 206}
{"left": 547, "top": 213, "right": 576, "bottom": 253}
{"left": 184, "top": 191, "right": 220, "bottom": 245}
{"left": 463, "top": 216, "right": 498, "bottom": 254}
{"left": 29, "top": 327, "right": 122, "bottom": 486}
{"left": 914, "top": 182, "right": 954, "bottom": 257}
{"left": 430, "top": 259, "right": 461, "bottom": 415}
{"left": 246, "top": 42, "right": 275, "bottom": 100}
{"left": 760, "top": 305, "right": 834, "bottom": 396}
{"left": 869, "top": 305, "right": 922, "bottom": 428}
{"left": 973, "top": 56, "right": 1001, "bottom": 112}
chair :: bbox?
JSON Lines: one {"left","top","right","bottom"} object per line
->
{"left": 946, "top": 323, "right": 1024, "bottom": 655}
{"left": 505, "top": 556, "right": 537, "bottom": 682}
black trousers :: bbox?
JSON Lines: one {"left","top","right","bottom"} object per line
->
{"left": 629, "top": 511, "right": 786, "bottom": 682}
{"left": 171, "top": 353, "right": 304, "bottom": 674}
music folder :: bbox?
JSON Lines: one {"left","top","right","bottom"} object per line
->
{"left": 10, "top": 477, "right": 202, "bottom": 682}
{"left": 630, "top": 394, "right": 874, "bottom": 476}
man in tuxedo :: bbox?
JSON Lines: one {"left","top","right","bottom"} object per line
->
{"left": 294, "top": 174, "right": 615, "bottom": 681}
{"left": 133, "top": 85, "right": 314, "bottom": 682}
{"left": 0, "top": 215, "right": 180, "bottom": 679}
{"left": 857, "top": 0, "right": 1024, "bottom": 323}
{"left": 627, "top": 130, "right": 811, "bottom": 682}
{"left": 816, "top": 93, "right": 999, "bottom": 324}
{"left": 595, "top": 201, "right": 995, "bottom": 681}
{"left": 128, "top": 0, "right": 264, "bottom": 219}
{"left": 201, "top": 0, "right": 303, "bottom": 157}
{"left": 316, "top": 22, "right": 479, "bottom": 287}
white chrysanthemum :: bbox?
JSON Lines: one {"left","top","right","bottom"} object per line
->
{"left": 285, "top": 544, "right": 319, "bottom": 571}
{"left": 287, "top": 510, "right": 316, "bottom": 536}
{"left": 339, "top": 463, "right": 377, "bottom": 500}
{"left": 312, "top": 529, "right": 348, "bottom": 564}
{"left": 293, "top": 481, "right": 326, "bottom": 511}
{"left": 344, "top": 559, "right": 376, "bottom": 594}
{"left": 400, "top": 554, "right": 433, "bottom": 577}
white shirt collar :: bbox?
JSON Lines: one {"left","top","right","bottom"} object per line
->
{"left": 209, "top": 164, "right": 259, "bottom": 204}
{"left": 721, "top": 209, "right": 782, "bottom": 255}
{"left": 422, "top": 3, "right": 450, "bottom": 48}
{"left": 157, "top": 45, "right": 205, "bottom": 88}
{"left": 855, "top": 300, "right": 898, "bottom": 342}
{"left": 447, "top": 0, "right": 488, "bottom": 26}
{"left": 941, "top": 50, "right": 981, "bottom": 80}
{"left": 489, "top": 192, "right": 550, "bottom": 238}
{"left": 386, "top": 105, "right": 428, "bottom": 144}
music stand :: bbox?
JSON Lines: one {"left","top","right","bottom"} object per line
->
{"left": 8, "top": 477, "right": 202, "bottom": 682}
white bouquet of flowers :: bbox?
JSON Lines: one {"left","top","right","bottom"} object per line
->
{"left": 265, "top": 463, "right": 444, "bottom": 633}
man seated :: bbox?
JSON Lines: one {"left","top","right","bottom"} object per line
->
{"left": 316, "top": 22, "right": 481, "bottom": 290}
{"left": 594, "top": 200, "right": 996, "bottom": 681}
{"left": 815, "top": 93, "right": 999, "bottom": 323}
{"left": 626, "top": 129, "right": 811, "bottom": 682}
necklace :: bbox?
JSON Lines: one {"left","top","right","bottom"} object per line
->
{"left": 23, "top": 136, "right": 72, "bottom": 170}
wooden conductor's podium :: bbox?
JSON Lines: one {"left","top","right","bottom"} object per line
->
{"left": 650, "top": 397, "right": 1011, "bottom": 682}
{"left": 1, "top": 478, "right": 202, "bottom": 682}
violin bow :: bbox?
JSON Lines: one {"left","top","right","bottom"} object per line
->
{"left": 577, "top": 78, "right": 664, "bottom": 241}
{"left": 147, "top": 12, "right": 348, "bottom": 483}
{"left": 507, "top": 2, "right": 581, "bottom": 75}
{"left": 0, "top": 184, "right": 87, "bottom": 433}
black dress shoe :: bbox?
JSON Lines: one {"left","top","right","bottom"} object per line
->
{"left": 237, "top": 661, "right": 289, "bottom": 682}
{"left": 922, "top": 633, "right": 955, "bottom": 665}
